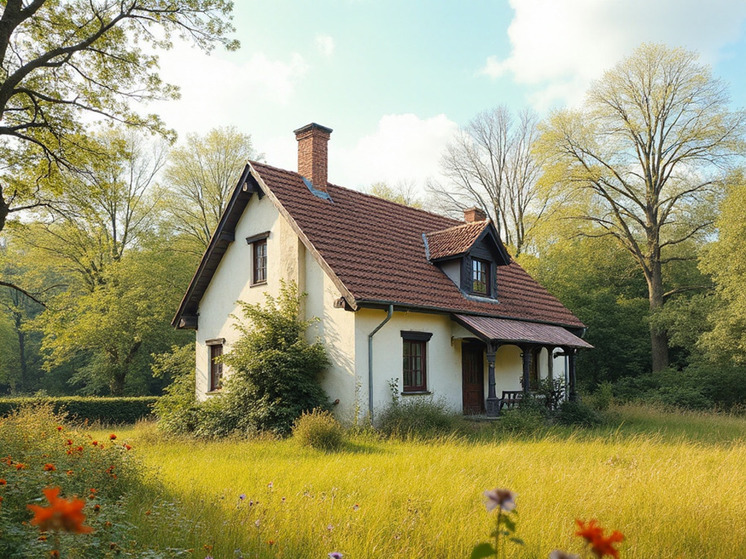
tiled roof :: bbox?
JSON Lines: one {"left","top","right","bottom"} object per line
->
{"left": 425, "top": 221, "right": 490, "bottom": 260}
{"left": 454, "top": 315, "right": 593, "bottom": 348}
{"left": 251, "top": 162, "right": 585, "bottom": 329}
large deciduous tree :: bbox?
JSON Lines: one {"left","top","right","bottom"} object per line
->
{"left": 162, "top": 126, "right": 259, "bottom": 255}
{"left": 429, "top": 106, "right": 547, "bottom": 255}
{"left": 537, "top": 43, "right": 746, "bottom": 372}
{"left": 0, "top": 0, "right": 237, "bottom": 235}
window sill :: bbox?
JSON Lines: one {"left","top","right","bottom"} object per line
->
{"left": 250, "top": 280, "right": 267, "bottom": 287}
{"left": 401, "top": 390, "right": 431, "bottom": 396}
{"left": 205, "top": 389, "right": 223, "bottom": 395}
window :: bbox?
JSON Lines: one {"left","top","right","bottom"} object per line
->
{"left": 247, "top": 232, "right": 270, "bottom": 285}
{"left": 472, "top": 258, "right": 489, "bottom": 295}
{"left": 401, "top": 331, "right": 432, "bottom": 392}
{"left": 208, "top": 341, "right": 224, "bottom": 391}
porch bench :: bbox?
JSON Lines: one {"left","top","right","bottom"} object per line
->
{"left": 499, "top": 390, "right": 524, "bottom": 411}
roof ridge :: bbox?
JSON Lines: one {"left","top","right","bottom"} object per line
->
{"left": 425, "top": 219, "right": 489, "bottom": 237}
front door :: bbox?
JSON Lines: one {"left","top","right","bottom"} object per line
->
{"left": 462, "top": 342, "right": 484, "bottom": 414}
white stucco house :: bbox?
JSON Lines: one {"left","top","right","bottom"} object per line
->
{"left": 172, "top": 123, "right": 592, "bottom": 420}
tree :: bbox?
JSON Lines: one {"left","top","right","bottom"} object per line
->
{"left": 537, "top": 43, "right": 746, "bottom": 372}
{"left": 162, "top": 126, "right": 260, "bottom": 255}
{"left": 367, "top": 180, "right": 424, "bottom": 209}
{"left": 429, "top": 106, "right": 548, "bottom": 254}
{"left": 0, "top": 0, "right": 237, "bottom": 235}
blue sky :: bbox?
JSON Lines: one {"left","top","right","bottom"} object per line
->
{"left": 151, "top": 0, "right": 746, "bottom": 193}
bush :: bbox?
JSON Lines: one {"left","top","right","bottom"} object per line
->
{"left": 0, "top": 404, "right": 188, "bottom": 558}
{"left": 0, "top": 396, "right": 157, "bottom": 424}
{"left": 587, "top": 381, "right": 614, "bottom": 411}
{"left": 292, "top": 409, "right": 345, "bottom": 451}
{"left": 498, "top": 399, "right": 548, "bottom": 434}
{"left": 556, "top": 400, "right": 603, "bottom": 427}
{"left": 376, "top": 396, "right": 462, "bottom": 438}
{"left": 152, "top": 344, "right": 198, "bottom": 435}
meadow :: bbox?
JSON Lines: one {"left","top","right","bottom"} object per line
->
{"left": 114, "top": 404, "right": 746, "bottom": 559}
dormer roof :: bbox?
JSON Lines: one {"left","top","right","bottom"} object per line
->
{"left": 425, "top": 220, "right": 511, "bottom": 264}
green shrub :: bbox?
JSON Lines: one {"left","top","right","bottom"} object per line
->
{"left": 151, "top": 344, "right": 198, "bottom": 435}
{"left": 376, "top": 396, "right": 462, "bottom": 438}
{"left": 556, "top": 400, "right": 603, "bottom": 427}
{"left": 0, "top": 404, "right": 188, "bottom": 558}
{"left": 0, "top": 396, "right": 157, "bottom": 424}
{"left": 498, "top": 400, "right": 547, "bottom": 434}
{"left": 292, "top": 409, "right": 345, "bottom": 451}
{"left": 587, "top": 381, "right": 614, "bottom": 411}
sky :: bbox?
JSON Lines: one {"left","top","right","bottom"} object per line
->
{"left": 148, "top": 0, "right": 746, "bottom": 194}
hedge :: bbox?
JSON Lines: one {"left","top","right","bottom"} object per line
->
{"left": 0, "top": 396, "right": 158, "bottom": 424}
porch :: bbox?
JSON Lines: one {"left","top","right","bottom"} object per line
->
{"left": 453, "top": 314, "right": 593, "bottom": 417}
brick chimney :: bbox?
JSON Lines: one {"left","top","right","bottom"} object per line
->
{"left": 294, "top": 123, "right": 333, "bottom": 192}
{"left": 464, "top": 207, "right": 487, "bottom": 223}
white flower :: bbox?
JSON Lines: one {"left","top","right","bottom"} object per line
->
{"left": 483, "top": 488, "right": 517, "bottom": 512}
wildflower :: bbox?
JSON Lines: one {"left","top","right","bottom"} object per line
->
{"left": 65, "top": 470, "right": 73, "bottom": 476}
{"left": 267, "top": 540, "right": 275, "bottom": 546}
{"left": 38, "top": 534, "right": 48, "bottom": 541}
{"left": 109, "top": 434, "right": 117, "bottom": 440}
{"left": 549, "top": 551, "right": 580, "bottom": 559}
{"left": 76, "top": 446, "right": 83, "bottom": 453}
{"left": 483, "top": 488, "right": 517, "bottom": 513}
{"left": 329, "top": 553, "right": 343, "bottom": 559}
{"left": 65, "top": 439, "right": 73, "bottom": 445}
{"left": 15, "top": 462, "right": 27, "bottom": 470}
{"left": 91, "top": 441, "right": 98, "bottom": 446}
{"left": 267, "top": 482, "right": 273, "bottom": 489}
{"left": 56, "top": 426, "right": 63, "bottom": 431}
{"left": 575, "top": 519, "right": 624, "bottom": 559}
{"left": 43, "top": 463, "right": 56, "bottom": 471}
{"left": 27, "top": 487, "right": 93, "bottom": 534}
{"left": 239, "top": 493, "right": 246, "bottom": 500}
{"left": 0, "top": 478, "right": 6, "bottom": 485}
{"left": 50, "top": 551, "right": 60, "bottom": 558}
{"left": 352, "top": 504, "right": 360, "bottom": 511}
{"left": 123, "top": 444, "right": 132, "bottom": 450}
{"left": 93, "top": 504, "right": 100, "bottom": 512}
{"left": 327, "top": 524, "right": 334, "bottom": 531}
{"left": 145, "top": 510, "right": 151, "bottom": 516}
{"left": 204, "top": 545, "right": 213, "bottom": 552}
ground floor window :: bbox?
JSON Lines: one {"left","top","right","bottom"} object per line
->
{"left": 401, "top": 331, "right": 432, "bottom": 392}
{"left": 206, "top": 339, "right": 224, "bottom": 391}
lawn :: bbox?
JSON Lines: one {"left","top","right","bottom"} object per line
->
{"left": 115, "top": 405, "right": 746, "bottom": 559}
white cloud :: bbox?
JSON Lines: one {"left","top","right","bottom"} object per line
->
{"left": 315, "top": 34, "right": 335, "bottom": 57}
{"left": 330, "top": 114, "right": 459, "bottom": 193}
{"left": 481, "top": 0, "right": 746, "bottom": 109}
{"left": 148, "top": 46, "right": 309, "bottom": 136}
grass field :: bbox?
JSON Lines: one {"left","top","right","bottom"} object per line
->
{"left": 108, "top": 404, "right": 746, "bottom": 559}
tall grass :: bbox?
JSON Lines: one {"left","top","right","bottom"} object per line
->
{"left": 115, "top": 405, "right": 746, "bottom": 559}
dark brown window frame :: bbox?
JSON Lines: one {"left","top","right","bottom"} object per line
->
{"left": 401, "top": 331, "right": 432, "bottom": 393}
{"left": 247, "top": 232, "right": 270, "bottom": 286}
{"left": 206, "top": 338, "right": 225, "bottom": 392}
{"left": 472, "top": 258, "right": 489, "bottom": 295}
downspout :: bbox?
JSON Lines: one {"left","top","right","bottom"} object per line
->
{"left": 367, "top": 304, "right": 394, "bottom": 421}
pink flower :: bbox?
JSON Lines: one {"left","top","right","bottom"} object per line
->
{"left": 483, "top": 488, "right": 517, "bottom": 512}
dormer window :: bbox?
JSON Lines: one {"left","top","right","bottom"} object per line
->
{"left": 472, "top": 258, "right": 489, "bottom": 295}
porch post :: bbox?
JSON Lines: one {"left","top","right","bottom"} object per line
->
{"left": 485, "top": 342, "right": 499, "bottom": 417}
{"left": 521, "top": 346, "right": 532, "bottom": 395}
{"left": 568, "top": 348, "right": 578, "bottom": 402}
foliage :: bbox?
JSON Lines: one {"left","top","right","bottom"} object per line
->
{"left": 0, "top": 0, "right": 236, "bottom": 235}
{"left": 585, "top": 382, "right": 614, "bottom": 412}
{"left": 292, "top": 409, "right": 345, "bottom": 451}
{"left": 367, "top": 180, "right": 424, "bottom": 209}
{"left": 151, "top": 345, "right": 198, "bottom": 436}
{"left": 375, "top": 396, "right": 463, "bottom": 438}
{"left": 429, "top": 106, "right": 548, "bottom": 255}
{"left": 0, "top": 397, "right": 156, "bottom": 424}
{"left": 0, "top": 404, "right": 189, "bottom": 558}
{"left": 537, "top": 43, "right": 746, "bottom": 372}
{"left": 163, "top": 127, "right": 261, "bottom": 256}
{"left": 217, "top": 282, "right": 329, "bottom": 436}
{"left": 555, "top": 400, "right": 603, "bottom": 427}
{"left": 497, "top": 402, "right": 548, "bottom": 434}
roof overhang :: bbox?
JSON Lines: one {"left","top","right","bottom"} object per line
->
{"left": 453, "top": 314, "right": 593, "bottom": 349}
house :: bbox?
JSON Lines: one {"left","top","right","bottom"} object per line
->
{"left": 172, "top": 123, "right": 592, "bottom": 419}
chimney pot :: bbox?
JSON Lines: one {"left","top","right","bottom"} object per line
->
{"left": 464, "top": 207, "right": 487, "bottom": 223}
{"left": 294, "top": 123, "right": 333, "bottom": 192}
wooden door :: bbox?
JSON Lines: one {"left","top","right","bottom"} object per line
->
{"left": 462, "top": 343, "right": 484, "bottom": 414}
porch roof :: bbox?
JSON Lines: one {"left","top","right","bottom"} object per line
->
{"left": 453, "top": 314, "right": 593, "bottom": 349}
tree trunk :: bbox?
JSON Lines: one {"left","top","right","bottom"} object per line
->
{"left": 647, "top": 259, "right": 669, "bottom": 372}
{"left": 13, "top": 310, "right": 28, "bottom": 392}
{"left": 0, "top": 187, "right": 8, "bottom": 235}
{"left": 110, "top": 371, "right": 127, "bottom": 396}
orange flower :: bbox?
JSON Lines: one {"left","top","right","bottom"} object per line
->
{"left": 0, "top": 478, "right": 6, "bottom": 485}
{"left": 91, "top": 441, "right": 98, "bottom": 446}
{"left": 56, "top": 426, "right": 63, "bottom": 431}
{"left": 66, "top": 470, "right": 73, "bottom": 476}
{"left": 123, "top": 444, "right": 132, "bottom": 451}
{"left": 65, "top": 439, "right": 73, "bottom": 446}
{"left": 50, "top": 550, "right": 60, "bottom": 558}
{"left": 15, "top": 462, "right": 27, "bottom": 470}
{"left": 27, "top": 487, "right": 93, "bottom": 534}
{"left": 576, "top": 519, "right": 624, "bottom": 559}
{"left": 43, "top": 463, "right": 56, "bottom": 471}
{"left": 109, "top": 434, "right": 117, "bottom": 440}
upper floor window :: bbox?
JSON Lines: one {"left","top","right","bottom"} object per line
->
{"left": 253, "top": 239, "right": 267, "bottom": 284}
{"left": 472, "top": 258, "right": 489, "bottom": 295}
{"left": 247, "top": 232, "right": 270, "bottom": 286}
